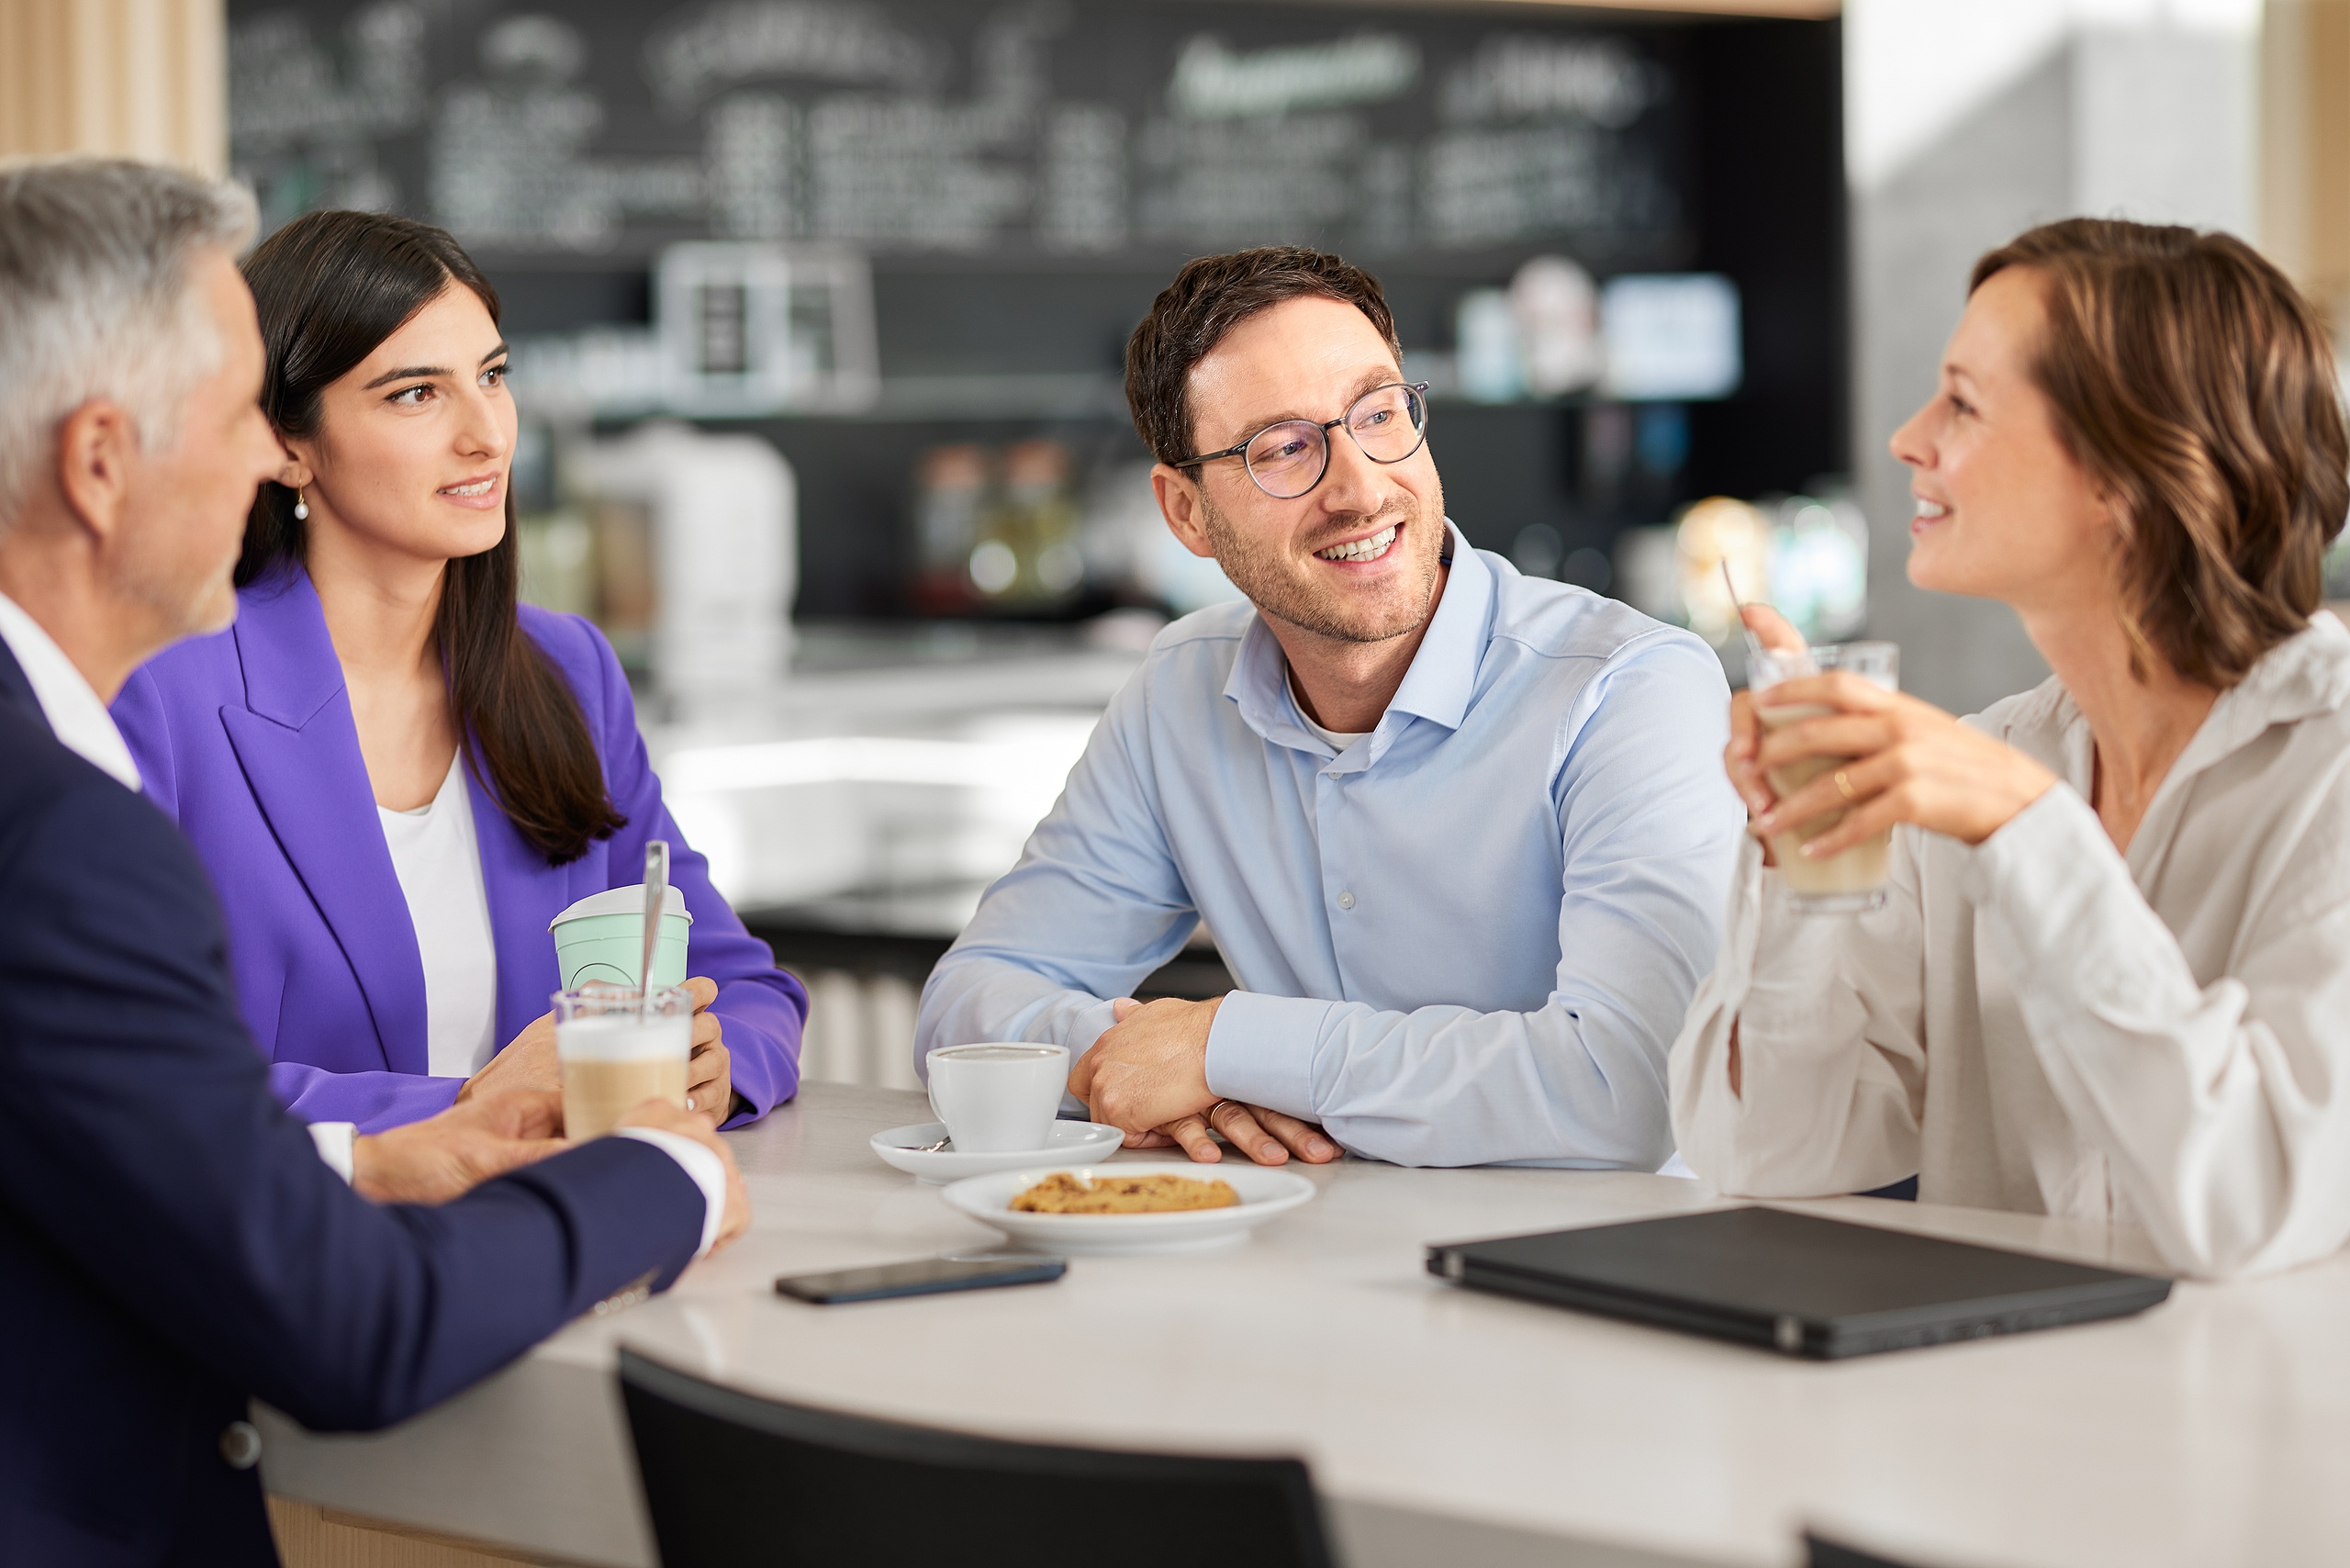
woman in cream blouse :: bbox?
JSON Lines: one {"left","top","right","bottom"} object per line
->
{"left": 1671, "top": 218, "right": 2350, "bottom": 1279}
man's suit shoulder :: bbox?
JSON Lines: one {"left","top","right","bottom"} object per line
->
{"left": 2, "top": 698, "right": 125, "bottom": 816}
{"left": 0, "top": 701, "right": 217, "bottom": 916}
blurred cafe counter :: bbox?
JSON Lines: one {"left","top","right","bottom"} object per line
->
{"left": 642, "top": 620, "right": 1230, "bottom": 1093}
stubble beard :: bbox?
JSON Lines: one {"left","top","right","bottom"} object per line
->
{"left": 1198, "top": 490, "right": 1441, "bottom": 645}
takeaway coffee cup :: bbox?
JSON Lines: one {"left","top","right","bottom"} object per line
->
{"left": 554, "top": 985, "right": 694, "bottom": 1139}
{"left": 549, "top": 885, "right": 692, "bottom": 991}
{"left": 924, "top": 1043, "right": 1069, "bottom": 1154}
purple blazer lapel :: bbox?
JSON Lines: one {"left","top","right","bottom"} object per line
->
{"left": 221, "top": 573, "right": 430, "bottom": 1075}
{"left": 469, "top": 759, "right": 580, "bottom": 1048}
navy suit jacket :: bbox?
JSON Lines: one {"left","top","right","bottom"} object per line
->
{"left": 0, "top": 642, "right": 705, "bottom": 1565}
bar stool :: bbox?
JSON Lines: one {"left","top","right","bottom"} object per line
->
{"left": 619, "top": 1348, "right": 1336, "bottom": 1568}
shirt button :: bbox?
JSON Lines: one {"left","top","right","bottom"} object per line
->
{"left": 1326, "top": 770, "right": 1341, "bottom": 780}
{"left": 1337, "top": 890, "right": 1356, "bottom": 910}
{"left": 219, "top": 1420, "right": 263, "bottom": 1470}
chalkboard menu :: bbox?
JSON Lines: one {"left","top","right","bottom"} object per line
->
{"left": 229, "top": 0, "right": 1702, "bottom": 270}
{"left": 227, "top": 0, "right": 1844, "bottom": 621}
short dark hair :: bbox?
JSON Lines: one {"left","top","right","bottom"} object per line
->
{"left": 1125, "top": 246, "right": 1401, "bottom": 467}
{"left": 1971, "top": 218, "right": 2349, "bottom": 687}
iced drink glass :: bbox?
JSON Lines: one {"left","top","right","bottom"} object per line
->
{"left": 554, "top": 985, "right": 693, "bottom": 1138}
{"left": 1748, "top": 640, "right": 1900, "bottom": 913}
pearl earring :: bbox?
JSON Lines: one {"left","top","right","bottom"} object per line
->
{"left": 293, "top": 489, "right": 308, "bottom": 521}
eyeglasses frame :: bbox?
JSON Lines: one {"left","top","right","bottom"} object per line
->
{"left": 1175, "top": 380, "right": 1433, "bottom": 500}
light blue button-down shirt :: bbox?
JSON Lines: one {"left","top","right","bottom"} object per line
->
{"left": 916, "top": 525, "right": 1744, "bottom": 1168}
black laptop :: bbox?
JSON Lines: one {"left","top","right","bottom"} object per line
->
{"left": 1426, "top": 1206, "right": 2171, "bottom": 1360}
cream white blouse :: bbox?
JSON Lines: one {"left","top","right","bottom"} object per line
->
{"left": 1671, "top": 612, "right": 2350, "bottom": 1279}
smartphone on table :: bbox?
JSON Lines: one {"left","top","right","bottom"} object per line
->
{"left": 774, "top": 1253, "right": 1065, "bottom": 1305}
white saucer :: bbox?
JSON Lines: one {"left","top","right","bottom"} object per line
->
{"left": 870, "top": 1120, "right": 1126, "bottom": 1184}
{"left": 941, "top": 1161, "right": 1317, "bottom": 1256}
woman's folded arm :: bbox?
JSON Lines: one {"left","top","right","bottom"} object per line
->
{"left": 1671, "top": 832, "right": 1931, "bottom": 1197}
{"left": 1967, "top": 783, "right": 2350, "bottom": 1278}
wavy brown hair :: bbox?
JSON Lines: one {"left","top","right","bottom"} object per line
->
{"left": 1971, "top": 218, "right": 2350, "bottom": 687}
{"left": 238, "top": 210, "right": 624, "bottom": 863}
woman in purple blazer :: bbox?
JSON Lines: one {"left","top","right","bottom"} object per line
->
{"left": 114, "top": 210, "right": 805, "bottom": 1135}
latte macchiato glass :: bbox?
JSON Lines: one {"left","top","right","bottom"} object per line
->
{"left": 925, "top": 1043, "right": 1069, "bottom": 1154}
{"left": 554, "top": 986, "right": 693, "bottom": 1139}
{"left": 1748, "top": 640, "right": 1900, "bottom": 913}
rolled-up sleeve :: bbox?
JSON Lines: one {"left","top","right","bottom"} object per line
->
{"left": 1670, "top": 831, "right": 1930, "bottom": 1197}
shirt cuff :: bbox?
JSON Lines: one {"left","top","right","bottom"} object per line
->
{"left": 1203, "top": 991, "right": 1333, "bottom": 1121}
{"left": 308, "top": 1121, "right": 357, "bottom": 1184}
{"left": 614, "top": 1127, "right": 727, "bottom": 1259}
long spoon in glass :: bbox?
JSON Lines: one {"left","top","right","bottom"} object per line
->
{"left": 1721, "top": 559, "right": 1774, "bottom": 674}
{"left": 638, "top": 839, "right": 669, "bottom": 1025}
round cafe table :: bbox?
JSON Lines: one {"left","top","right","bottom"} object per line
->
{"left": 256, "top": 1082, "right": 2350, "bottom": 1568}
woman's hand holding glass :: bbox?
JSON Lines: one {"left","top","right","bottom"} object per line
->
{"left": 682, "top": 982, "right": 733, "bottom": 1120}
{"left": 460, "top": 975, "right": 733, "bottom": 1122}
{"left": 1728, "top": 605, "right": 2060, "bottom": 857}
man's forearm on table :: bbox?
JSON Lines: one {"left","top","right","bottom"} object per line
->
{"left": 915, "top": 952, "right": 1123, "bottom": 1066}
{"left": 1211, "top": 994, "right": 1674, "bottom": 1169}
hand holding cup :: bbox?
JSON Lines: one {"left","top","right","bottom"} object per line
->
{"left": 1729, "top": 604, "right": 2059, "bottom": 868}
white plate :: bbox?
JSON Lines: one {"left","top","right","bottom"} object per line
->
{"left": 941, "top": 1162, "right": 1317, "bottom": 1256}
{"left": 870, "top": 1120, "right": 1126, "bottom": 1184}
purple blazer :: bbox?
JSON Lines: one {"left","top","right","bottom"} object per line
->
{"left": 112, "top": 568, "right": 806, "bottom": 1134}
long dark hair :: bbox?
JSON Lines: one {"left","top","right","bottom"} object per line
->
{"left": 239, "top": 210, "right": 624, "bottom": 864}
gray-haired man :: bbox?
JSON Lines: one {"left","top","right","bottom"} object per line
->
{"left": 0, "top": 158, "right": 744, "bottom": 1563}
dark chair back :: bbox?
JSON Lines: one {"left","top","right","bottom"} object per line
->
{"left": 619, "top": 1347, "right": 1337, "bottom": 1568}
{"left": 1807, "top": 1530, "right": 1928, "bottom": 1568}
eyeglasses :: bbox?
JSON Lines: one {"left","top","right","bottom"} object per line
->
{"left": 1177, "top": 381, "right": 1431, "bottom": 500}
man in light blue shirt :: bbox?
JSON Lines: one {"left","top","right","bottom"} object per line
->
{"left": 916, "top": 246, "right": 1742, "bottom": 1169}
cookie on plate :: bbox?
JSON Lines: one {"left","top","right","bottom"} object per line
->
{"left": 1010, "top": 1170, "right": 1240, "bottom": 1214}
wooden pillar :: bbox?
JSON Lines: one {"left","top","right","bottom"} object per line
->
{"left": 0, "top": 0, "right": 226, "bottom": 174}
{"left": 2264, "top": 0, "right": 2350, "bottom": 326}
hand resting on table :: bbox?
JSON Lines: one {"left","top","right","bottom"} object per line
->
{"left": 1071, "top": 996, "right": 1338, "bottom": 1166}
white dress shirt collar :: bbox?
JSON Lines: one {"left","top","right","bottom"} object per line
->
{"left": 0, "top": 590, "right": 140, "bottom": 790}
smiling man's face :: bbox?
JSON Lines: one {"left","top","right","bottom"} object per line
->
{"left": 1154, "top": 294, "right": 1446, "bottom": 645}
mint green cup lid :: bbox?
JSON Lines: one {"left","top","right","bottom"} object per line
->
{"left": 550, "top": 885, "right": 693, "bottom": 991}
{"left": 548, "top": 886, "right": 694, "bottom": 928}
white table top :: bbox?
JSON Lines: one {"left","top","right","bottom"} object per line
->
{"left": 257, "top": 1083, "right": 2350, "bottom": 1568}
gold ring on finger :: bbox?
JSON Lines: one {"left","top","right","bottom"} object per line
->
{"left": 1834, "top": 768, "right": 1857, "bottom": 801}
{"left": 1205, "top": 1099, "right": 1236, "bottom": 1126}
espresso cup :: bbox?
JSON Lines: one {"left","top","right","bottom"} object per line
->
{"left": 924, "top": 1043, "right": 1069, "bottom": 1154}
